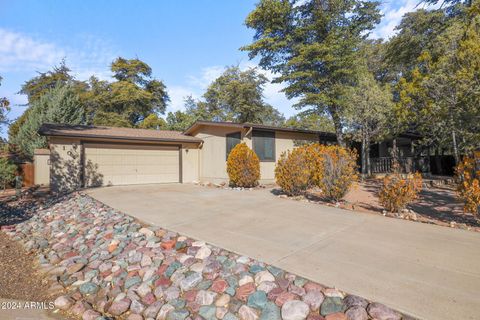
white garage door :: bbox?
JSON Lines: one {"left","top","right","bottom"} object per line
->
{"left": 84, "top": 143, "right": 180, "bottom": 187}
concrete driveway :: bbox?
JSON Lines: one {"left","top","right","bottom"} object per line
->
{"left": 87, "top": 184, "right": 480, "bottom": 320}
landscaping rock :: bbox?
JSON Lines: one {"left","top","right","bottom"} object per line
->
{"left": 324, "top": 312, "right": 347, "bottom": 320}
{"left": 1, "top": 193, "right": 406, "bottom": 320}
{"left": 239, "top": 305, "right": 259, "bottom": 320}
{"left": 343, "top": 296, "right": 368, "bottom": 310}
{"left": 196, "top": 290, "right": 217, "bottom": 305}
{"left": 247, "top": 290, "right": 267, "bottom": 309}
{"left": 199, "top": 305, "right": 217, "bottom": 320}
{"left": 181, "top": 273, "right": 203, "bottom": 291}
{"left": 109, "top": 298, "right": 131, "bottom": 316}
{"left": 54, "top": 295, "right": 73, "bottom": 310}
{"left": 281, "top": 300, "right": 309, "bottom": 320}
{"left": 254, "top": 271, "right": 275, "bottom": 284}
{"left": 79, "top": 282, "right": 99, "bottom": 295}
{"left": 366, "top": 303, "right": 401, "bottom": 320}
{"left": 345, "top": 306, "right": 368, "bottom": 320}
{"left": 302, "top": 290, "right": 324, "bottom": 311}
{"left": 259, "top": 302, "right": 281, "bottom": 320}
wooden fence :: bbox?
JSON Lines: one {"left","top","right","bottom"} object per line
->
{"left": 19, "top": 162, "right": 34, "bottom": 187}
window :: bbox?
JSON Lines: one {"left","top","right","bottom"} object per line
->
{"left": 226, "top": 132, "right": 241, "bottom": 159}
{"left": 253, "top": 130, "right": 275, "bottom": 161}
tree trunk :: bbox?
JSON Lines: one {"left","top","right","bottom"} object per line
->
{"left": 452, "top": 130, "right": 459, "bottom": 165}
{"left": 330, "top": 110, "right": 345, "bottom": 147}
{"left": 366, "top": 137, "right": 371, "bottom": 176}
{"left": 361, "top": 135, "right": 367, "bottom": 175}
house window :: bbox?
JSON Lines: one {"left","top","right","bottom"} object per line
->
{"left": 253, "top": 130, "right": 275, "bottom": 161}
{"left": 226, "top": 132, "right": 241, "bottom": 159}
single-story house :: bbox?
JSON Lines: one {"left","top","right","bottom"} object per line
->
{"left": 38, "top": 121, "right": 337, "bottom": 192}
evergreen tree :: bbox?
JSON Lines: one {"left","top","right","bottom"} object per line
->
{"left": 0, "top": 76, "right": 10, "bottom": 129}
{"left": 242, "top": 0, "right": 382, "bottom": 146}
{"left": 13, "top": 82, "right": 85, "bottom": 158}
{"left": 186, "top": 66, "right": 285, "bottom": 125}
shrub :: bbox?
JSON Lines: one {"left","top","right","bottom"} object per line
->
{"left": 379, "top": 172, "right": 423, "bottom": 213}
{"left": 275, "top": 147, "right": 311, "bottom": 196}
{"left": 227, "top": 143, "right": 260, "bottom": 187}
{"left": 307, "top": 144, "right": 358, "bottom": 202}
{"left": 455, "top": 156, "right": 480, "bottom": 217}
{"left": 0, "top": 157, "right": 17, "bottom": 190}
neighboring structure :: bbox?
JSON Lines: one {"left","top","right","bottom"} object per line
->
{"left": 39, "top": 121, "right": 336, "bottom": 192}
{"left": 368, "top": 132, "right": 430, "bottom": 174}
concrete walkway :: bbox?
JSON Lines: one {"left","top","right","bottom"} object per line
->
{"left": 88, "top": 184, "right": 480, "bottom": 320}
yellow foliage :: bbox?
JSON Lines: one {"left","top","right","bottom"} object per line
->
{"left": 226, "top": 143, "right": 260, "bottom": 187}
{"left": 274, "top": 144, "right": 358, "bottom": 201}
{"left": 306, "top": 144, "right": 358, "bottom": 202}
{"left": 275, "top": 147, "right": 311, "bottom": 196}
{"left": 379, "top": 172, "right": 423, "bottom": 213}
{"left": 455, "top": 156, "right": 480, "bottom": 216}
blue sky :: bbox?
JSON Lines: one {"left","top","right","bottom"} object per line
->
{"left": 0, "top": 0, "right": 430, "bottom": 137}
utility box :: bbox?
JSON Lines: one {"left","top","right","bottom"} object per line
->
{"left": 34, "top": 148, "right": 50, "bottom": 186}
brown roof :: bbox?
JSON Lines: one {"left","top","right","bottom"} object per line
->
{"left": 184, "top": 120, "right": 337, "bottom": 140}
{"left": 39, "top": 123, "right": 203, "bottom": 143}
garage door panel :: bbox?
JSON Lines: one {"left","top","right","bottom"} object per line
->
{"left": 84, "top": 144, "right": 180, "bottom": 186}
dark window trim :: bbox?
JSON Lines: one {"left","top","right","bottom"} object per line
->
{"left": 252, "top": 129, "right": 276, "bottom": 162}
{"left": 226, "top": 131, "right": 242, "bottom": 160}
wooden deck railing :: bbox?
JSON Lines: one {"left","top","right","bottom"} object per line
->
{"left": 370, "top": 157, "right": 429, "bottom": 173}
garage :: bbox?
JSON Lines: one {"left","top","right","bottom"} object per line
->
{"left": 37, "top": 123, "right": 203, "bottom": 192}
{"left": 84, "top": 143, "right": 180, "bottom": 187}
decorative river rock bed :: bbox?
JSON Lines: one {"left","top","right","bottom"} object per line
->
{"left": 2, "top": 193, "right": 412, "bottom": 320}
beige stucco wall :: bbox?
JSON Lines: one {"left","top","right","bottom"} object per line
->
{"left": 193, "top": 126, "right": 319, "bottom": 184}
{"left": 49, "top": 137, "right": 82, "bottom": 193}
{"left": 193, "top": 126, "right": 245, "bottom": 183}
{"left": 181, "top": 143, "right": 199, "bottom": 183}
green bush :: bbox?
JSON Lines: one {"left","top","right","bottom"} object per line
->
{"left": 0, "top": 157, "right": 17, "bottom": 190}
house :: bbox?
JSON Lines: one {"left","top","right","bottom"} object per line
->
{"left": 38, "top": 121, "right": 336, "bottom": 192}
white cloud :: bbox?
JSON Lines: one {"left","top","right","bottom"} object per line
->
{"left": 167, "top": 86, "right": 200, "bottom": 112}
{"left": 0, "top": 28, "right": 66, "bottom": 72}
{"left": 0, "top": 28, "right": 116, "bottom": 80}
{"left": 370, "top": 0, "right": 436, "bottom": 40}
{"left": 186, "top": 65, "right": 225, "bottom": 89}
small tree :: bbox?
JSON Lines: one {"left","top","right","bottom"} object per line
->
{"left": 0, "top": 157, "right": 16, "bottom": 191}
{"left": 455, "top": 155, "right": 480, "bottom": 217}
{"left": 227, "top": 143, "right": 260, "bottom": 187}
{"left": 275, "top": 147, "right": 311, "bottom": 196}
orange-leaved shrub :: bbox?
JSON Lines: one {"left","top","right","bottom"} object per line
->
{"left": 227, "top": 142, "right": 260, "bottom": 188}
{"left": 307, "top": 144, "right": 358, "bottom": 202}
{"left": 274, "top": 144, "right": 358, "bottom": 202}
{"left": 455, "top": 156, "right": 480, "bottom": 217}
{"left": 379, "top": 171, "right": 423, "bottom": 213}
{"left": 275, "top": 147, "right": 311, "bottom": 196}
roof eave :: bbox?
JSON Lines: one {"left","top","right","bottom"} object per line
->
{"left": 39, "top": 131, "right": 203, "bottom": 144}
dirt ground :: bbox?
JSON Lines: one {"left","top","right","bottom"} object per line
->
{"left": 0, "top": 231, "right": 53, "bottom": 301}
{"left": 342, "top": 179, "right": 480, "bottom": 231}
